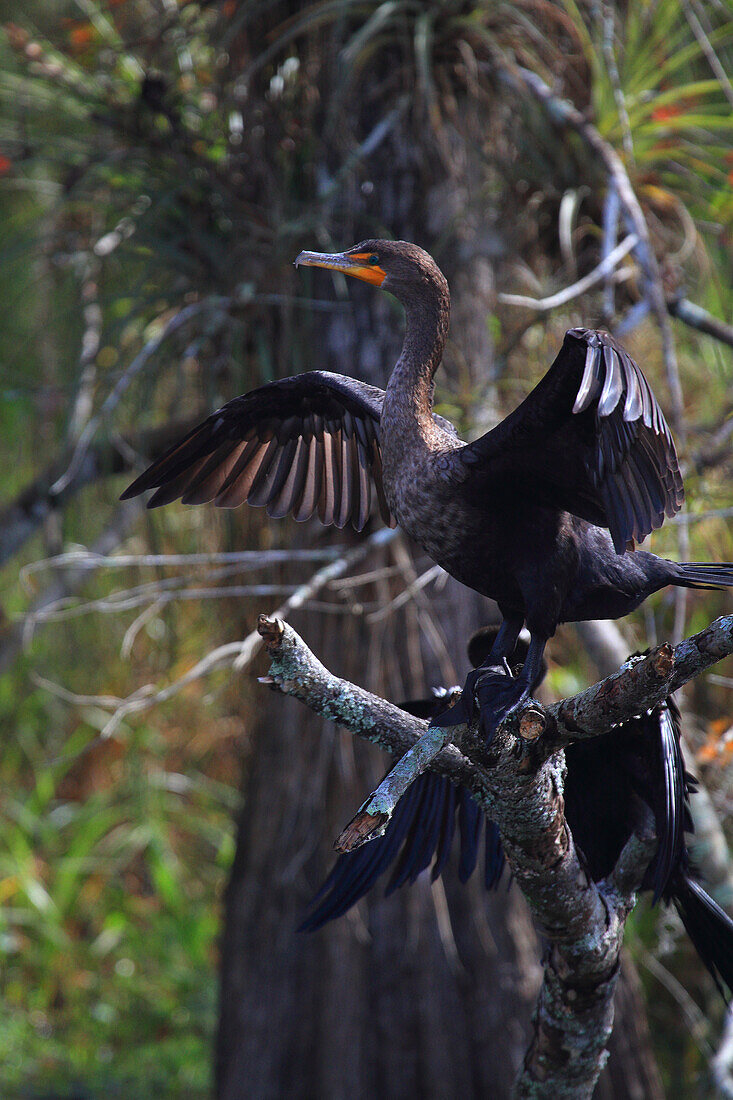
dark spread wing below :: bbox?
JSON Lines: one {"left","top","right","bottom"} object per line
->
{"left": 298, "top": 769, "right": 504, "bottom": 932}
{"left": 640, "top": 698, "right": 688, "bottom": 904}
{"left": 459, "top": 329, "right": 684, "bottom": 552}
{"left": 121, "top": 371, "right": 395, "bottom": 531}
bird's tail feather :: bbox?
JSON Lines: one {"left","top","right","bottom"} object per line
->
{"left": 677, "top": 562, "right": 733, "bottom": 589}
{"left": 672, "top": 874, "right": 733, "bottom": 1000}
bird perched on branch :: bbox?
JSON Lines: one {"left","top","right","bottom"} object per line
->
{"left": 299, "top": 628, "right": 733, "bottom": 1002}
{"left": 122, "top": 239, "right": 733, "bottom": 736}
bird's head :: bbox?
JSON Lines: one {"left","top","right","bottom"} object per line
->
{"left": 295, "top": 239, "right": 448, "bottom": 305}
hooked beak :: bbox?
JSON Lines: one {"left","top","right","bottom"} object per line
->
{"left": 294, "top": 249, "right": 386, "bottom": 287}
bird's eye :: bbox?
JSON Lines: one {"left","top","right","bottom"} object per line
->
{"left": 367, "top": 254, "right": 380, "bottom": 265}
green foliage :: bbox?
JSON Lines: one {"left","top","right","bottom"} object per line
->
{"left": 0, "top": 1, "right": 731, "bottom": 1096}
{"left": 567, "top": 0, "right": 733, "bottom": 260}
{"left": 0, "top": 657, "right": 237, "bottom": 1097}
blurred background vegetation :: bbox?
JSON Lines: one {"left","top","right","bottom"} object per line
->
{"left": 0, "top": 1, "right": 732, "bottom": 1097}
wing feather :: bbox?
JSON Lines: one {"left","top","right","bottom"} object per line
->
{"left": 121, "top": 370, "right": 393, "bottom": 531}
{"left": 319, "top": 426, "right": 338, "bottom": 526}
{"left": 215, "top": 441, "right": 270, "bottom": 508}
{"left": 355, "top": 440, "right": 372, "bottom": 531}
{"left": 148, "top": 456, "right": 212, "bottom": 508}
{"left": 336, "top": 429, "right": 352, "bottom": 529}
{"left": 179, "top": 441, "right": 249, "bottom": 505}
{"left": 267, "top": 437, "right": 306, "bottom": 519}
{"left": 293, "top": 433, "right": 322, "bottom": 522}
{"left": 572, "top": 343, "right": 601, "bottom": 414}
{"left": 598, "top": 344, "right": 623, "bottom": 417}
{"left": 246, "top": 437, "right": 282, "bottom": 506}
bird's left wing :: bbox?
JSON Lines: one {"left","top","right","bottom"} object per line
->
{"left": 299, "top": 770, "right": 503, "bottom": 932}
{"left": 121, "top": 371, "right": 394, "bottom": 530}
{"left": 458, "top": 329, "right": 684, "bottom": 551}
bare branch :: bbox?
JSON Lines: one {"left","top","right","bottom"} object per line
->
{"left": 0, "top": 500, "right": 144, "bottom": 676}
{"left": 667, "top": 297, "right": 733, "bottom": 350}
{"left": 50, "top": 299, "right": 228, "bottom": 496}
{"left": 67, "top": 251, "right": 102, "bottom": 442}
{"left": 602, "top": 4, "right": 634, "bottom": 162}
{"left": 497, "top": 234, "right": 638, "bottom": 312}
{"left": 0, "top": 418, "right": 199, "bottom": 570}
{"left": 681, "top": 0, "right": 733, "bottom": 110}
{"left": 494, "top": 617, "right": 733, "bottom": 759}
{"left": 713, "top": 1004, "right": 733, "bottom": 1100}
{"left": 91, "top": 527, "right": 399, "bottom": 738}
{"left": 606, "top": 827, "right": 658, "bottom": 906}
{"left": 551, "top": 644, "right": 675, "bottom": 744}
{"left": 22, "top": 547, "right": 344, "bottom": 579}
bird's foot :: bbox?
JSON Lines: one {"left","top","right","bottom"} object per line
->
{"left": 474, "top": 673, "right": 532, "bottom": 745}
{"left": 427, "top": 661, "right": 514, "bottom": 734}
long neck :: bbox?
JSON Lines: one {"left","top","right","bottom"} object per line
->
{"left": 386, "top": 279, "right": 451, "bottom": 426}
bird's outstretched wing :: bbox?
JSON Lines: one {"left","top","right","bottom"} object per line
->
{"left": 121, "top": 371, "right": 394, "bottom": 530}
{"left": 458, "top": 329, "right": 684, "bottom": 551}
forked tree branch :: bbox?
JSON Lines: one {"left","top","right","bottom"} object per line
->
{"left": 255, "top": 613, "right": 733, "bottom": 1099}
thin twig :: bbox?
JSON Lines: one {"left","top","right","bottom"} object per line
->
{"left": 21, "top": 547, "right": 344, "bottom": 581}
{"left": 642, "top": 952, "right": 713, "bottom": 1058}
{"left": 499, "top": 59, "right": 685, "bottom": 432}
{"left": 497, "top": 233, "right": 638, "bottom": 312}
{"left": 713, "top": 1003, "right": 733, "bottom": 1099}
{"left": 602, "top": 4, "right": 634, "bottom": 161}
{"left": 601, "top": 181, "right": 621, "bottom": 319}
{"left": 681, "top": 0, "right": 733, "bottom": 109}
{"left": 67, "top": 250, "right": 102, "bottom": 442}
{"left": 51, "top": 298, "right": 229, "bottom": 495}
{"left": 23, "top": 582, "right": 302, "bottom": 627}
{"left": 0, "top": 500, "right": 145, "bottom": 676}
{"left": 366, "top": 563, "right": 444, "bottom": 622}
{"left": 94, "top": 526, "right": 398, "bottom": 738}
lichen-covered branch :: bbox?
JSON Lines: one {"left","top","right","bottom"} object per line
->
{"left": 255, "top": 611, "right": 733, "bottom": 1098}
{"left": 255, "top": 615, "right": 477, "bottom": 790}
{"left": 520, "top": 617, "right": 733, "bottom": 763}
{"left": 335, "top": 721, "right": 454, "bottom": 852}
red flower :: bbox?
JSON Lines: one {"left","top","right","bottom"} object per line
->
{"left": 69, "top": 24, "right": 94, "bottom": 47}
{"left": 651, "top": 104, "right": 683, "bottom": 122}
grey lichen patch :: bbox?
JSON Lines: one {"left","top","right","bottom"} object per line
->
{"left": 671, "top": 613, "right": 733, "bottom": 689}
{"left": 321, "top": 684, "right": 378, "bottom": 729}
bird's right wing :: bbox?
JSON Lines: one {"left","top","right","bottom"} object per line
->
{"left": 121, "top": 371, "right": 395, "bottom": 531}
{"left": 458, "top": 329, "right": 684, "bottom": 551}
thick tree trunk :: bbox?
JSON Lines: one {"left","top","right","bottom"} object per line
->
{"left": 216, "top": 579, "right": 541, "bottom": 1100}
{"left": 217, "top": 571, "right": 664, "bottom": 1099}
{"left": 215, "top": 67, "right": 663, "bottom": 1096}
